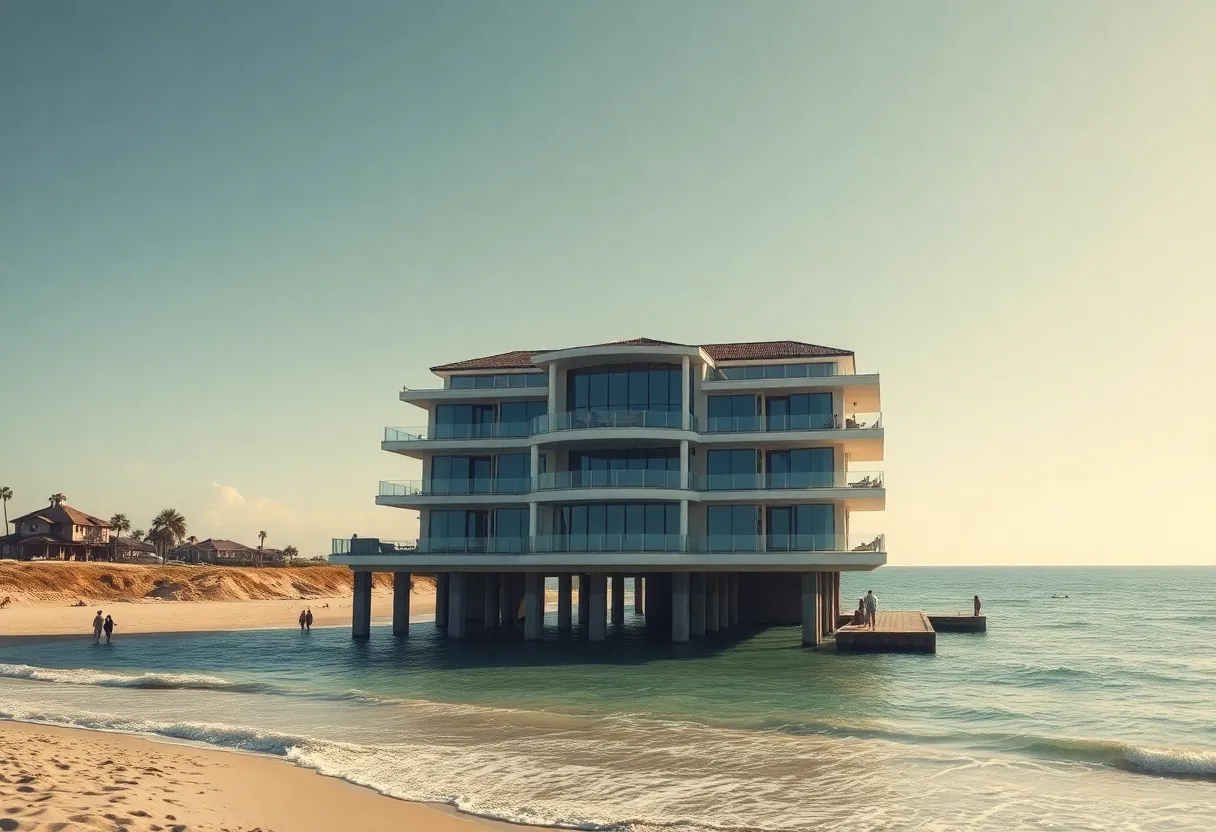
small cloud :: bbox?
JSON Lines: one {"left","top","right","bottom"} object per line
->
{"left": 208, "top": 482, "right": 295, "bottom": 523}
{"left": 211, "top": 482, "right": 247, "bottom": 508}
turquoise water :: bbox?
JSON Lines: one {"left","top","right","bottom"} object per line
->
{"left": 2, "top": 567, "right": 1214, "bottom": 830}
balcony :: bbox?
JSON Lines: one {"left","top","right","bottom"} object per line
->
{"left": 378, "top": 479, "right": 531, "bottom": 497}
{"left": 535, "top": 470, "right": 689, "bottom": 491}
{"left": 702, "top": 411, "right": 882, "bottom": 434}
{"left": 700, "top": 470, "right": 883, "bottom": 491}
{"left": 331, "top": 533, "right": 885, "bottom": 557}
{"left": 531, "top": 410, "right": 691, "bottom": 434}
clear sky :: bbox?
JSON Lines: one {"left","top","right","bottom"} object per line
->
{"left": 2, "top": 1, "right": 1213, "bottom": 565}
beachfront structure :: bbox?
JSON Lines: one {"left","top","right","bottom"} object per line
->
{"left": 0, "top": 499, "right": 114, "bottom": 561}
{"left": 331, "top": 338, "right": 885, "bottom": 646}
{"left": 170, "top": 538, "right": 262, "bottom": 565}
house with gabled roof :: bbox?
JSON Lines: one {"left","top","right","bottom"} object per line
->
{"left": 0, "top": 498, "right": 114, "bottom": 561}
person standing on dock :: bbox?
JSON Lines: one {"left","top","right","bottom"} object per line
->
{"left": 864, "top": 590, "right": 878, "bottom": 630}
{"left": 973, "top": 595, "right": 982, "bottom": 617}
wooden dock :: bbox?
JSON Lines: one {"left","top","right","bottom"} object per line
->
{"left": 834, "top": 610, "right": 936, "bottom": 654}
{"left": 927, "top": 613, "right": 986, "bottom": 633}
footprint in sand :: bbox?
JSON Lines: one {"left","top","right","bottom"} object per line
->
{"left": 0, "top": 818, "right": 18, "bottom": 831}
{"left": 15, "top": 786, "right": 35, "bottom": 794}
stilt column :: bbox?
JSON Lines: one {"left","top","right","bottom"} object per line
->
{"left": 352, "top": 570, "right": 372, "bottom": 639}
{"left": 729, "top": 572, "right": 739, "bottom": 628}
{"left": 801, "top": 572, "right": 821, "bottom": 647}
{"left": 633, "top": 576, "right": 644, "bottom": 614}
{"left": 524, "top": 572, "right": 544, "bottom": 640}
{"left": 672, "top": 572, "right": 690, "bottom": 643}
{"left": 715, "top": 571, "right": 724, "bottom": 632}
{"left": 706, "top": 573, "right": 720, "bottom": 632}
{"left": 588, "top": 574, "right": 608, "bottom": 642}
{"left": 448, "top": 572, "right": 466, "bottom": 638}
{"left": 392, "top": 572, "right": 411, "bottom": 637}
{"left": 611, "top": 575, "right": 625, "bottom": 629}
{"left": 435, "top": 572, "right": 448, "bottom": 629}
{"left": 558, "top": 573, "right": 573, "bottom": 632}
{"left": 484, "top": 573, "right": 500, "bottom": 631}
{"left": 578, "top": 573, "right": 591, "bottom": 630}
{"left": 690, "top": 572, "right": 706, "bottom": 637}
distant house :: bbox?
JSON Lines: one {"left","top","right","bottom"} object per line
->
{"left": 112, "top": 536, "right": 159, "bottom": 562}
{"left": 0, "top": 500, "right": 114, "bottom": 561}
{"left": 169, "top": 538, "right": 265, "bottom": 565}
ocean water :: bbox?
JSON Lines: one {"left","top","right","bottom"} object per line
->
{"left": 1, "top": 566, "right": 1214, "bottom": 831}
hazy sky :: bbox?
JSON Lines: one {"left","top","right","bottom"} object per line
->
{"left": 2, "top": 1, "right": 1213, "bottom": 565}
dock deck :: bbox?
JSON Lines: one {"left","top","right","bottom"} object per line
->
{"left": 834, "top": 610, "right": 936, "bottom": 653}
{"left": 927, "top": 613, "right": 986, "bottom": 633}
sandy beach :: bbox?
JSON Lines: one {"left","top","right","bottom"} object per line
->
{"left": 0, "top": 720, "right": 542, "bottom": 832}
{"left": 0, "top": 563, "right": 436, "bottom": 638}
{"left": 0, "top": 592, "right": 432, "bottom": 639}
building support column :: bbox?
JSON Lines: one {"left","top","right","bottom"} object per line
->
{"left": 611, "top": 575, "right": 625, "bottom": 630}
{"left": 672, "top": 572, "right": 690, "bottom": 643}
{"left": 706, "top": 573, "right": 720, "bottom": 632}
{"left": 644, "top": 573, "right": 659, "bottom": 628}
{"left": 558, "top": 573, "right": 573, "bottom": 632}
{"left": 728, "top": 572, "right": 739, "bottom": 628}
{"left": 834, "top": 572, "right": 842, "bottom": 628}
{"left": 680, "top": 355, "right": 691, "bottom": 431}
{"left": 589, "top": 574, "right": 607, "bottom": 642}
{"left": 435, "top": 572, "right": 448, "bottom": 630}
{"left": 718, "top": 572, "right": 730, "bottom": 630}
{"left": 524, "top": 572, "right": 544, "bottom": 640}
{"left": 690, "top": 572, "right": 706, "bottom": 638}
{"left": 801, "top": 572, "right": 821, "bottom": 647}
{"left": 633, "top": 576, "right": 644, "bottom": 614}
{"left": 483, "top": 573, "right": 499, "bottom": 631}
{"left": 577, "top": 573, "right": 591, "bottom": 631}
{"left": 392, "top": 572, "right": 411, "bottom": 637}
{"left": 528, "top": 501, "right": 538, "bottom": 539}
{"left": 679, "top": 440, "right": 690, "bottom": 490}
{"left": 352, "top": 571, "right": 372, "bottom": 639}
{"left": 499, "top": 573, "right": 513, "bottom": 630}
{"left": 448, "top": 572, "right": 466, "bottom": 638}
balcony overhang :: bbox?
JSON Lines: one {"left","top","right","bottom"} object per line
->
{"left": 376, "top": 493, "right": 528, "bottom": 509}
{"left": 532, "top": 344, "right": 711, "bottom": 370}
{"left": 382, "top": 436, "right": 533, "bottom": 458}
{"left": 697, "top": 429, "right": 885, "bottom": 462}
{"left": 399, "top": 387, "right": 548, "bottom": 407}
{"left": 332, "top": 551, "right": 886, "bottom": 572}
{"left": 701, "top": 374, "right": 880, "bottom": 410}
{"left": 697, "top": 487, "right": 885, "bottom": 511}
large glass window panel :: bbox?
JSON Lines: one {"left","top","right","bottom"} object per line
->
{"left": 587, "top": 504, "right": 607, "bottom": 535}
{"left": 450, "top": 376, "right": 475, "bottom": 389}
{"left": 493, "top": 508, "right": 526, "bottom": 540}
{"left": 572, "top": 373, "right": 589, "bottom": 411}
{"left": 609, "top": 369, "right": 628, "bottom": 409}
{"left": 605, "top": 504, "right": 625, "bottom": 534}
{"left": 628, "top": 368, "right": 649, "bottom": 409}
{"left": 649, "top": 369, "right": 669, "bottom": 410}
{"left": 588, "top": 372, "right": 609, "bottom": 409}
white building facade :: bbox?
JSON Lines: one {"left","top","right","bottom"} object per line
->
{"left": 331, "top": 338, "right": 885, "bottom": 646}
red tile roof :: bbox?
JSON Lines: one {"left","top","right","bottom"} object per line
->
{"left": 429, "top": 339, "right": 851, "bottom": 372}
{"left": 9, "top": 503, "right": 111, "bottom": 528}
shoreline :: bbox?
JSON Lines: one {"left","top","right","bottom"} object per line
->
{"left": 0, "top": 590, "right": 435, "bottom": 639}
{"left": 0, "top": 718, "right": 551, "bottom": 832}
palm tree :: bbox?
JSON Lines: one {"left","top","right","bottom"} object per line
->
{"left": 48, "top": 493, "right": 66, "bottom": 506}
{"left": 150, "top": 508, "right": 187, "bottom": 559}
{"left": 147, "top": 526, "right": 172, "bottom": 560}
{"left": 0, "top": 486, "right": 12, "bottom": 533}
{"left": 108, "top": 514, "right": 130, "bottom": 563}
{"left": 283, "top": 545, "right": 298, "bottom": 566}
{"left": 257, "top": 530, "right": 267, "bottom": 567}
{"left": 131, "top": 529, "right": 144, "bottom": 542}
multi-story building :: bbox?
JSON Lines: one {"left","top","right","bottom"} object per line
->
{"left": 331, "top": 337, "right": 885, "bottom": 646}
{"left": 1, "top": 497, "right": 114, "bottom": 560}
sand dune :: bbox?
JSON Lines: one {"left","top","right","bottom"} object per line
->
{"left": 0, "top": 562, "right": 409, "bottom": 604}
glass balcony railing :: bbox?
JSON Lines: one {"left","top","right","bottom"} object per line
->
{"left": 702, "top": 534, "right": 886, "bottom": 553}
{"left": 703, "top": 412, "right": 882, "bottom": 434}
{"left": 533, "top": 534, "right": 691, "bottom": 553}
{"left": 378, "top": 479, "right": 531, "bottom": 497}
{"left": 331, "top": 533, "right": 885, "bottom": 556}
{"left": 384, "top": 427, "right": 428, "bottom": 442}
{"left": 701, "top": 471, "right": 884, "bottom": 491}
{"left": 531, "top": 410, "right": 691, "bottom": 433}
{"left": 535, "top": 470, "right": 690, "bottom": 490}
{"left": 709, "top": 362, "right": 840, "bottom": 381}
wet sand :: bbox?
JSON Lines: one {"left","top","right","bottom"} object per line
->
{"left": 0, "top": 720, "right": 543, "bottom": 831}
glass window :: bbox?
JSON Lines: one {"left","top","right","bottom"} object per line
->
{"left": 706, "top": 449, "right": 757, "bottom": 489}
{"left": 567, "top": 363, "right": 684, "bottom": 413}
{"left": 493, "top": 508, "right": 527, "bottom": 539}
{"left": 707, "top": 505, "right": 758, "bottom": 551}
{"left": 629, "top": 367, "right": 649, "bottom": 409}
{"left": 450, "top": 376, "right": 475, "bottom": 389}
{"left": 767, "top": 504, "right": 834, "bottom": 550}
{"left": 496, "top": 453, "right": 530, "bottom": 490}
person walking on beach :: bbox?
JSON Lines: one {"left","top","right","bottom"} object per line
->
{"left": 298, "top": 609, "right": 307, "bottom": 630}
{"left": 864, "top": 590, "right": 878, "bottom": 630}
{"left": 92, "top": 610, "right": 104, "bottom": 644}
{"left": 102, "top": 614, "right": 115, "bottom": 644}
{"left": 973, "top": 595, "right": 982, "bottom": 617}
{"left": 304, "top": 608, "right": 313, "bottom": 631}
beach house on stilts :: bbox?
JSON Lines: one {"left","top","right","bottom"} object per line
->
{"left": 331, "top": 338, "right": 885, "bottom": 646}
